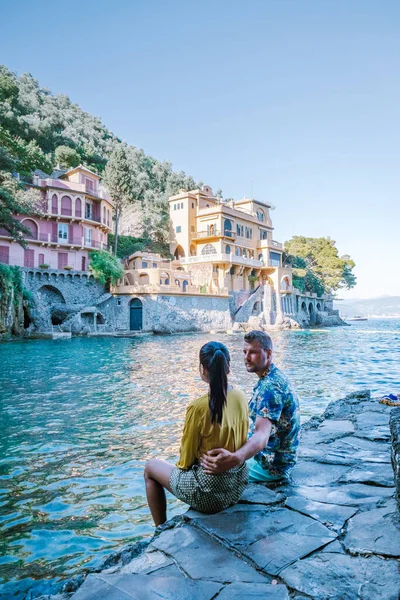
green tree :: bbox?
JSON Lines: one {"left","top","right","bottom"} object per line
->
{"left": 284, "top": 236, "right": 356, "bottom": 295}
{"left": 89, "top": 249, "right": 124, "bottom": 285}
{"left": 104, "top": 144, "right": 135, "bottom": 255}
{"left": 55, "top": 145, "right": 81, "bottom": 168}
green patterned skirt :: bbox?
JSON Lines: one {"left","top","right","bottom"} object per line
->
{"left": 169, "top": 462, "right": 248, "bottom": 514}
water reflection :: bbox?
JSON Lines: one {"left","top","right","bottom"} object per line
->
{"left": 0, "top": 319, "right": 399, "bottom": 598}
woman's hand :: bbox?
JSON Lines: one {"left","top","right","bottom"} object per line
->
{"left": 200, "top": 448, "right": 241, "bottom": 474}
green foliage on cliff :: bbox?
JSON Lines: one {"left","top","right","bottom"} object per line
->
{"left": 284, "top": 236, "right": 356, "bottom": 296}
{"left": 88, "top": 250, "right": 124, "bottom": 285}
{"left": 108, "top": 234, "right": 170, "bottom": 259}
{"left": 0, "top": 64, "right": 199, "bottom": 247}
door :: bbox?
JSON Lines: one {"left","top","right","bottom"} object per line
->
{"left": 24, "top": 249, "right": 34, "bottom": 267}
{"left": 81, "top": 256, "right": 86, "bottom": 271}
{"left": 130, "top": 298, "right": 143, "bottom": 331}
{"left": 58, "top": 252, "right": 68, "bottom": 270}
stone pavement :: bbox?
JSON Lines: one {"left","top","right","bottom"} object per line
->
{"left": 70, "top": 391, "right": 400, "bottom": 600}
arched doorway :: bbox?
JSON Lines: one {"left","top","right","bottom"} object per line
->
{"left": 130, "top": 298, "right": 143, "bottom": 331}
{"left": 182, "top": 280, "right": 189, "bottom": 292}
{"left": 174, "top": 245, "right": 185, "bottom": 259}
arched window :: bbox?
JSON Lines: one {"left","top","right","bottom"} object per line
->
{"left": 22, "top": 219, "right": 38, "bottom": 240}
{"left": 225, "top": 245, "right": 231, "bottom": 254}
{"left": 52, "top": 194, "right": 58, "bottom": 214}
{"left": 235, "top": 247, "right": 241, "bottom": 256}
{"left": 201, "top": 244, "right": 217, "bottom": 255}
{"left": 224, "top": 219, "right": 232, "bottom": 236}
{"left": 242, "top": 249, "right": 247, "bottom": 257}
{"left": 258, "top": 253, "right": 264, "bottom": 263}
{"left": 61, "top": 196, "right": 72, "bottom": 216}
{"left": 75, "top": 198, "right": 82, "bottom": 218}
{"left": 182, "top": 280, "right": 189, "bottom": 292}
{"left": 257, "top": 210, "right": 265, "bottom": 222}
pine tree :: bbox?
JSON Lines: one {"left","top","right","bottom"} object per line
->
{"left": 104, "top": 145, "right": 135, "bottom": 255}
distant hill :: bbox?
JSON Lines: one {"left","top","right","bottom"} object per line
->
{"left": 334, "top": 296, "right": 400, "bottom": 318}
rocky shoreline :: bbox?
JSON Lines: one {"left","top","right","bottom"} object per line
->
{"left": 43, "top": 390, "right": 400, "bottom": 600}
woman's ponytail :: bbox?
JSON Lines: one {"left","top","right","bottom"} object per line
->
{"left": 199, "top": 342, "right": 230, "bottom": 425}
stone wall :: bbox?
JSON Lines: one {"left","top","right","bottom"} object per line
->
{"left": 390, "top": 407, "right": 400, "bottom": 509}
{"left": 106, "top": 294, "right": 232, "bottom": 334}
{"left": 22, "top": 268, "right": 107, "bottom": 332}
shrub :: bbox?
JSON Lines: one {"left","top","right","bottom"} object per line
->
{"left": 39, "top": 263, "right": 49, "bottom": 269}
{"left": 88, "top": 249, "right": 124, "bottom": 285}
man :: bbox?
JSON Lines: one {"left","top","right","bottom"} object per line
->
{"left": 201, "top": 330, "right": 300, "bottom": 483}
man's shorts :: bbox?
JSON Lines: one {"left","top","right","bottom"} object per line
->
{"left": 247, "top": 457, "right": 286, "bottom": 483}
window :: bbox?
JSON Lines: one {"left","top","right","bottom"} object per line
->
{"left": 201, "top": 244, "right": 217, "bottom": 255}
{"left": 174, "top": 204, "right": 177, "bottom": 210}
{"left": 260, "top": 229, "right": 268, "bottom": 240}
{"left": 85, "top": 202, "right": 92, "bottom": 219}
{"left": 58, "top": 223, "right": 68, "bottom": 241}
{"left": 257, "top": 210, "right": 265, "bottom": 222}
{"left": 224, "top": 219, "right": 232, "bottom": 236}
{"left": 38, "top": 253, "right": 45, "bottom": 266}
{"left": 117, "top": 297, "right": 122, "bottom": 306}
{"left": 235, "top": 247, "right": 241, "bottom": 256}
{"left": 236, "top": 224, "right": 244, "bottom": 237}
{"left": 245, "top": 227, "right": 252, "bottom": 239}
{"left": 181, "top": 202, "right": 184, "bottom": 209}
{"left": 176, "top": 226, "right": 182, "bottom": 233}
{"left": 152, "top": 262, "right": 157, "bottom": 268}
{"left": 192, "top": 202, "right": 194, "bottom": 208}
{"left": 225, "top": 245, "right": 231, "bottom": 254}
{"left": 258, "top": 253, "right": 264, "bottom": 262}
{"left": 85, "top": 227, "right": 92, "bottom": 246}
{"left": 269, "top": 251, "right": 281, "bottom": 267}
{"left": 142, "top": 261, "right": 148, "bottom": 268}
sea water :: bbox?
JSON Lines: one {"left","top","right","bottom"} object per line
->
{"left": 0, "top": 319, "right": 399, "bottom": 598}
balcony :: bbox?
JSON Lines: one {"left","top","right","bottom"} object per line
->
{"left": 112, "top": 282, "right": 229, "bottom": 297}
{"left": 257, "top": 239, "right": 283, "bottom": 250}
{"left": 192, "top": 230, "right": 237, "bottom": 241}
{"left": 180, "top": 254, "right": 264, "bottom": 268}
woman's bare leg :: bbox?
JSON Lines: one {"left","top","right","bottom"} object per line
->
{"left": 144, "top": 459, "right": 174, "bottom": 526}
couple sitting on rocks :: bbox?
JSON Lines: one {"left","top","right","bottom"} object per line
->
{"left": 144, "top": 330, "right": 301, "bottom": 526}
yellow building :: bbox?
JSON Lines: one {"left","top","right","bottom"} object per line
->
{"left": 169, "top": 185, "right": 292, "bottom": 297}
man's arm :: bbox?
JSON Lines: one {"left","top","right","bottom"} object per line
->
{"left": 200, "top": 416, "right": 272, "bottom": 474}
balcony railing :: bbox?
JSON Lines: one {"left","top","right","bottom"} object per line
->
{"left": 181, "top": 254, "right": 263, "bottom": 268}
{"left": 192, "top": 230, "right": 237, "bottom": 240}
{"left": 257, "top": 238, "right": 283, "bottom": 250}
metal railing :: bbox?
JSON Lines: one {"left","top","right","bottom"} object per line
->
{"left": 180, "top": 253, "right": 263, "bottom": 268}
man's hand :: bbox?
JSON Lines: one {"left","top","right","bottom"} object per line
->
{"left": 200, "top": 448, "right": 241, "bottom": 474}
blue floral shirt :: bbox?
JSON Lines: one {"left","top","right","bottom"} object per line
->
{"left": 248, "top": 363, "right": 300, "bottom": 477}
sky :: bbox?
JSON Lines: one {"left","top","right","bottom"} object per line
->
{"left": 1, "top": 0, "right": 399, "bottom": 299}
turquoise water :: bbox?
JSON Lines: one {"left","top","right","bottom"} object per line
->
{"left": 0, "top": 319, "right": 399, "bottom": 599}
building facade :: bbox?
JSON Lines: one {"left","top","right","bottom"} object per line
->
{"left": 0, "top": 165, "right": 113, "bottom": 271}
{"left": 168, "top": 185, "right": 293, "bottom": 300}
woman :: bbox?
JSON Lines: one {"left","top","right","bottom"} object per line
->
{"left": 144, "top": 341, "right": 249, "bottom": 526}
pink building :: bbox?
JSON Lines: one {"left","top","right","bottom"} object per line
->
{"left": 0, "top": 165, "right": 113, "bottom": 271}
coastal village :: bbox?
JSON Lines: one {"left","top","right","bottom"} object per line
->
{"left": 0, "top": 164, "right": 343, "bottom": 338}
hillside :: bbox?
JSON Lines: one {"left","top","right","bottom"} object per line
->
{"left": 334, "top": 296, "right": 400, "bottom": 318}
{"left": 0, "top": 65, "right": 199, "bottom": 246}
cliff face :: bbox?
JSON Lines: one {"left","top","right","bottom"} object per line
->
{"left": 0, "top": 266, "right": 28, "bottom": 338}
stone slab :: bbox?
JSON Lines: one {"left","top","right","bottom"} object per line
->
{"left": 289, "top": 462, "right": 349, "bottom": 487}
{"left": 319, "top": 539, "right": 345, "bottom": 553}
{"left": 354, "top": 411, "right": 391, "bottom": 441}
{"left": 280, "top": 552, "right": 400, "bottom": 600}
{"left": 285, "top": 496, "right": 357, "bottom": 530}
{"left": 187, "top": 505, "right": 279, "bottom": 547}
{"left": 285, "top": 483, "right": 395, "bottom": 506}
{"left": 299, "top": 435, "right": 391, "bottom": 465}
{"left": 240, "top": 508, "right": 336, "bottom": 575}
{"left": 339, "top": 463, "right": 394, "bottom": 487}
{"left": 317, "top": 419, "right": 355, "bottom": 441}
{"left": 215, "top": 582, "right": 289, "bottom": 599}
{"left": 343, "top": 505, "right": 400, "bottom": 557}
{"left": 120, "top": 550, "right": 174, "bottom": 575}
{"left": 151, "top": 525, "right": 268, "bottom": 582}
{"left": 71, "top": 573, "right": 222, "bottom": 600}
{"left": 239, "top": 484, "right": 284, "bottom": 505}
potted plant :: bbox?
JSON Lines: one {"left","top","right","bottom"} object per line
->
{"left": 64, "top": 265, "right": 73, "bottom": 271}
{"left": 248, "top": 274, "right": 258, "bottom": 289}
{"left": 39, "top": 263, "right": 50, "bottom": 269}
